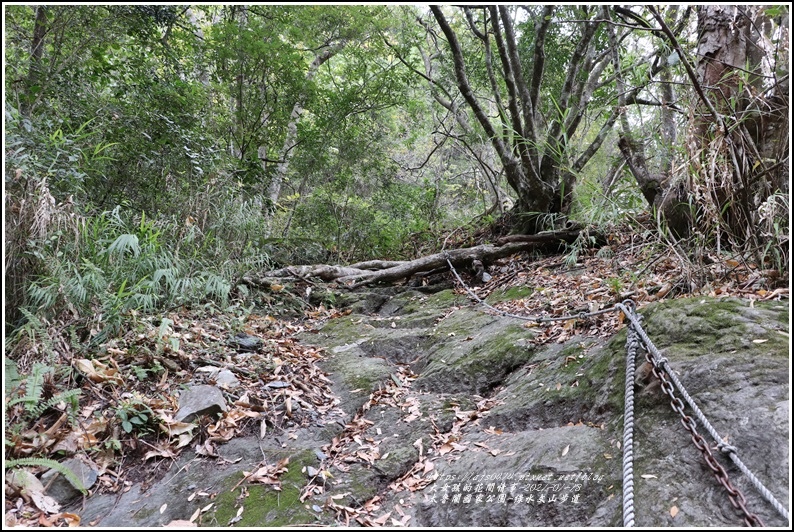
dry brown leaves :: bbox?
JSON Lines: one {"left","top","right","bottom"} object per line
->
{"left": 5, "top": 305, "right": 349, "bottom": 526}
{"left": 453, "top": 230, "right": 788, "bottom": 346}
{"left": 304, "top": 355, "right": 505, "bottom": 527}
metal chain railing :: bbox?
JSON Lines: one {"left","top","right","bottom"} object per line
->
{"left": 618, "top": 303, "right": 789, "bottom": 524}
{"left": 442, "top": 257, "right": 788, "bottom": 527}
{"left": 641, "top": 346, "right": 765, "bottom": 527}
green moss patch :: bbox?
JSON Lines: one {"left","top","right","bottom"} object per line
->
{"left": 209, "top": 450, "right": 319, "bottom": 527}
{"left": 485, "top": 285, "right": 534, "bottom": 304}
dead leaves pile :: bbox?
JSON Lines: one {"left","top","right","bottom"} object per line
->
{"left": 457, "top": 231, "right": 788, "bottom": 346}
{"left": 4, "top": 305, "right": 347, "bottom": 527}
{"left": 297, "top": 358, "right": 503, "bottom": 527}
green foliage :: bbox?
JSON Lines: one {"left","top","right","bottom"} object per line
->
{"left": 756, "top": 191, "right": 789, "bottom": 276}
{"left": 5, "top": 363, "right": 51, "bottom": 414}
{"left": 563, "top": 233, "right": 597, "bottom": 268}
{"left": 4, "top": 360, "right": 82, "bottom": 450}
{"left": 114, "top": 398, "right": 155, "bottom": 435}
{"left": 606, "top": 277, "right": 624, "bottom": 296}
{"left": 4, "top": 458, "right": 88, "bottom": 495}
{"left": 570, "top": 170, "right": 647, "bottom": 225}
{"left": 279, "top": 178, "right": 437, "bottom": 263}
{"left": 18, "top": 200, "right": 270, "bottom": 344}
{"left": 4, "top": 3, "right": 787, "bottom": 347}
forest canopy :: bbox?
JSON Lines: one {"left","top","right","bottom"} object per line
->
{"left": 4, "top": 4, "right": 789, "bottom": 332}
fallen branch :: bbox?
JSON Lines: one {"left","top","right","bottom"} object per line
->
{"left": 245, "top": 229, "right": 585, "bottom": 289}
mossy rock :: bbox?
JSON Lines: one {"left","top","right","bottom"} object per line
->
{"left": 485, "top": 285, "right": 534, "bottom": 304}
{"left": 414, "top": 309, "right": 535, "bottom": 395}
{"left": 209, "top": 450, "right": 320, "bottom": 527}
{"left": 636, "top": 297, "right": 788, "bottom": 358}
{"left": 378, "top": 288, "right": 466, "bottom": 316}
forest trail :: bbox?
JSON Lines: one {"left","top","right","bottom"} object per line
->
{"left": 7, "top": 236, "right": 789, "bottom": 528}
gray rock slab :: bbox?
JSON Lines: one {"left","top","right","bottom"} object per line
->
{"left": 66, "top": 292, "right": 789, "bottom": 528}
{"left": 175, "top": 384, "right": 228, "bottom": 422}
{"left": 41, "top": 457, "right": 99, "bottom": 504}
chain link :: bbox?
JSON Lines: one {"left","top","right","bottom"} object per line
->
{"left": 443, "top": 259, "right": 782, "bottom": 526}
{"left": 644, "top": 350, "right": 766, "bottom": 527}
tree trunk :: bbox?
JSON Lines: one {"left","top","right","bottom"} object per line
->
{"left": 265, "top": 46, "right": 341, "bottom": 209}
{"left": 21, "top": 5, "right": 49, "bottom": 116}
{"left": 430, "top": 6, "right": 611, "bottom": 233}
{"left": 690, "top": 6, "right": 788, "bottom": 252}
{"left": 606, "top": 6, "right": 692, "bottom": 237}
{"left": 247, "top": 229, "right": 585, "bottom": 288}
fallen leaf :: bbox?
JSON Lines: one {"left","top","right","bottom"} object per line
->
{"left": 413, "top": 438, "right": 424, "bottom": 456}
{"left": 30, "top": 489, "right": 61, "bottom": 514}
{"left": 670, "top": 505, "right": 679, "bottom": 518}
{"left": 640, "top": 474, "right": 657, "bottom": 479}
{"left": 145, "top": 446, "right": 178, "bottom": 460}
{"left": 752, "top": 339, "right": 768, "bottom": 343}
{"left": 160, "top": 503, "right": 168, "bottom": 514}
{"left": 166, "top": 520, "right": 197, "bottom": 527}
{"left": 438, "top": 443, "right": 454, "bottom": 455}
{"left": 561, "top": 444, "right": 569, "bottom": 457}
{"left": 60, "top": 512, "right": 81, "bottom": 527}
{"left": 373, "top": 512, "right": 391, "bottom": 525}
{"left": 655, "top": 283, "right": 672, "bottom": 299}
{"left": 9, "top": 469, "right": 60, "bottom": 514}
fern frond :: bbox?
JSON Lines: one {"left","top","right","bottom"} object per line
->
{"left": 5, "top": 458, "right": 88, "bottom": 494}
{"left": 6, "top": 363, "right": 52, "bottom": 409}
{"left": 27, "top": 388, "right": 82, "bottom": 420}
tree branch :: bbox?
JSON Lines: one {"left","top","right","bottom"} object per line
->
{"left": 430, "top": 6, "right": 529, "bottom": 201}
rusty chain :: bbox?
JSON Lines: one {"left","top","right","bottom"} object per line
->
{"left": 643, "top": 349, "right": 765, "bottom": 527}
{"left": 444, "top": 258, "right": 782, "bottom": 526}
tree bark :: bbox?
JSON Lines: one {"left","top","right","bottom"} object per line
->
{"left": 430, "top": 5, "right": 537, "bottom": 215}
{"left": 652, "top": 5, "right": 788, "bottom": 253}
{"left": 22, "top": 5, "right": 49, "bottom": 116}
{"left": 247, "top": 229, "right": 585, "bottom": 289}
{"left": 265, "top": 45, "right": 341, "bottom": 209}
{"left": 606, "top": 6, "right": 692, "bottom": 237}
{"left": 430, "top": 6, "right": 614, "bottom": 232}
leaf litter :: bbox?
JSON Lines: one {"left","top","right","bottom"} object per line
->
{"left": 5, "top": 224, "right": 788, "bottom": 526}
{"left": 5, "top": 304, "right": 348, "bottom": 526}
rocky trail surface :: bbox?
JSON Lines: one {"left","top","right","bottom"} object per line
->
{"left": 41, "top": 286, "right": 789, "bottom": 528}
{"left": 6, "top": 236, "right": 790, "bottom": 528}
